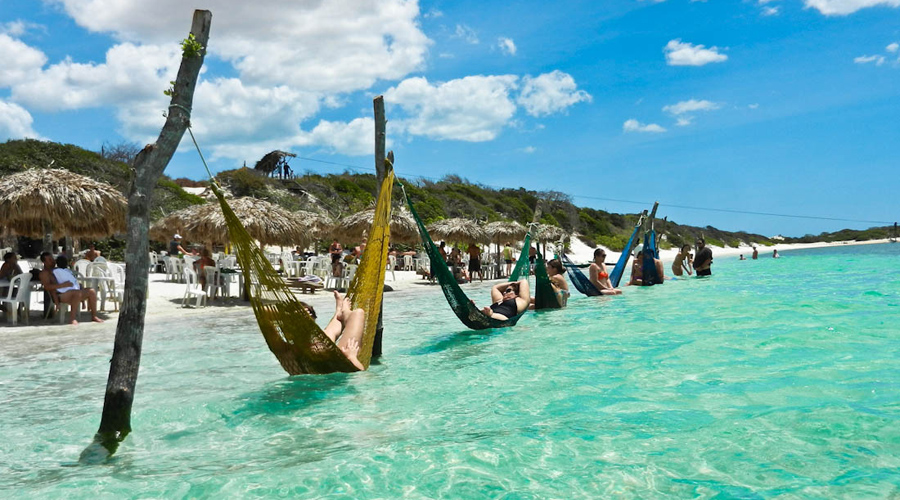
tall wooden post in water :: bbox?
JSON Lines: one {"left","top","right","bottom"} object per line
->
{"left": 81, "top": 10, "right": 212, "bottom": 462}
{"left": 372, "top": 96, "right": 387, "bottom": 358}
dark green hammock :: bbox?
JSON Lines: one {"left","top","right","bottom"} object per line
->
{"left": 403, "top": 186, "right": 531, "bottom": 330}
{"left": 533, "top": 254, "right": 563, "bottom": 309}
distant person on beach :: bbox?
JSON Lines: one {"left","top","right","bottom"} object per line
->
{"left": 773, "top": 249, "right": 779, "bottom": 258}
{"left": 502, "top": 243, "right": 513, "bottom": 276}
{"left": 169, "top": 234, "right": 192, "bottom": 256}
{"left": 84, "top": 243, "right": 101, "bottom": 262}
{"left": 590, "top": 248, "right": 623, "bottom": 295}
{"left": 39, "top": 253, "right": 102, "bottom": 325}
{"left": 529, "top": 245, "right": 537, "bottom": 266}
{"left": 448, "top": 247, "right": 469, "bottom": 282}
{"left": 304, "top": 291, "right": 366, "bottom": 370}
{"left": 752, "top": 247, "right": 758, "bottom": 260}
{"left": 467, "top": 243, "right": 483, "bottom": 282}
{"left": 329, "top": 239, "right": 343, "bottom": 276}
{"left": 694, "top": 238, "right": 713, "bottom": 276}
{"left": 628, "top": 245, "right": 665, "bottom": 286}
{"left": 672, "top": 244, "right": 693, "bottom": 276}
{"left": 479, "top": 279, "right": 530, "bottom": 321}
{"left": 195, "top": 247, "right": 217, "bottom": 291}
{"left": 739, "top": 254, "right": 746, "bottom": 260}
{"left": 438, "top": 241, "right": 448, "bottom": 262}
{"left": 356, "top": 238, "right": 367, "bottom": 256}
{"left": 0, "top": 252, "right": 23, "bottom": 281}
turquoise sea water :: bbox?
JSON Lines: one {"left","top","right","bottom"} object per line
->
{"left": 1, "top": 243, "right": 899, "bottom": 498}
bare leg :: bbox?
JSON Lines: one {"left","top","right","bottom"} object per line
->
{"left": 84, "top": 289, "right": 104, "bottom": 322}
{"left": 336, "top": 308, "right": 366, "bottom": 370}
{"left": 60, "top": 291, "right": 80, "bottom": 325}
{"left": 322, "top": 290, "right": 345, "bottom": 342}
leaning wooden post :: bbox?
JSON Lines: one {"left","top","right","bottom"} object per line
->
{"left": 81, "top": 10, "right": 212, "bottom": 462}
{"left": 371, "top": 96, "right": 388, "bottom": 359}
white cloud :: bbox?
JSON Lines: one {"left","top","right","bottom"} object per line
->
{"left": 762, "top": 6, "right": 781, "bottom": 15}
{"left": 675, "top": 117, "right": 692, "bottom": 127}
{"left": 804, "top": 0, "right": 900, "bottom": 15}
{"left": 0, "top": 100, "right": 42, "bottom": 140}
{"left": 0, "top": 34, "right": 47, "bottom": 87}
{"left": 854, "top": 54, "right": 886, "bottom": 65}
{"left": 51, "top": 0, "right": 431, "bottom": 93}
{"left": 749, "top": 103, "right": 760, "bottom": 109}
{"left": 423, "top": 9, "right": 444, "bottom": 18}
{"left": 522, "top": 146, "right": 536, "bottom": 153}
{"left": 301, "top": 118, "right": 375, "bottom": 156}
{"left": 517, "top": 70, "right": 592, "bottom": 117}
{"left": 887, "top": 43, "right": 899, "bottom": 53}
{"left": 662, "top": 99, "right": 721, "bottom": 115}
{"left": 623, "top": 119, "right": 666, "bottom": 133}
{"left": 10, "top": 42, "right": 181, "bottom": 111}
{"left": 664, "top": 39, "right": 728, "bottom": 66}
{"left": 384, "top": 75, "right": 519, "bottom": 141}
{"left": 454, "top": 24, "right": 479, "bottom": 44}
{"left": 498, "top": 37, "right": 517, "bottom": 56}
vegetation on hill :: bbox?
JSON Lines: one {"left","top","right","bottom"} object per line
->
{"left": 783, "top": 226, "right": 896, "bottom": 243}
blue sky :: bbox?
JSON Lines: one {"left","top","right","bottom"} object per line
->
{"left": 1, "top": 0, "right": 898, "bottom": 237}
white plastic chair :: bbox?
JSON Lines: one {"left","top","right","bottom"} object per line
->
{"left": 105, "top": 262, "right": 126, "bottom": 311}
{"left": 182, "top": 267, "right": 207, "bottom": 307}
{"left": 203, "top": 266, "right": 225, "bottom": 299}
{"left": 403, "top": 255, "right": 413, "bottom": 271}
{"left": 74, "top": 259, "right": 92, "bottom": 278}
{"left": 386, "top": 255, "right": 396, "bottom": 281}
{"left": 0, "top": 272, "right": 32, "bottom": 325}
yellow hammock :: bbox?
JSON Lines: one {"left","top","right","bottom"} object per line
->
{"left": 211, "top": 166, "right": 395, "bottom": 375}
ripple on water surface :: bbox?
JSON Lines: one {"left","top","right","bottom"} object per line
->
{"left": 1, "top": 244, "right": 899, "bottom": 498}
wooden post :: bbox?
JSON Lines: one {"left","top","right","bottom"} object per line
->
{"left": 372, "top": 96, "right": 387, "bottom": 359}
{"left": 81, "top": 9, "right": 212, "bottom": 462}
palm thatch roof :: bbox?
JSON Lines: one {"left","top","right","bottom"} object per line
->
{"left": 427, "top": 218, "right": 488, "bottom": 244}
{"left": 0, "top": 168, "right": 127, "bottom": 238}
{"left": 534, "top": 223, "right": 568, "bottom": 243}
{"left": 150, "top": 198, "right": 315, "bottom": 247}
{"left": 334, "top": 208, "right": 419, "bottom": 244}
{"left": 484, "top": 220, "right": 527, "bottom": 244}
{"left": 150, "top": 206, "right": 198, "bottom": 243}
{"left": 294, "top": 209, "right": 334, "bottom": 241}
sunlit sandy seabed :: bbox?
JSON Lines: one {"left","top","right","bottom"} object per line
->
{"left": 1, "top": 244, "right": 899, "bottom": 498}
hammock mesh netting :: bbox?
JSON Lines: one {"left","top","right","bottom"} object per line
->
{"left": 561, "top": 254, "right": 601, "bottom": 296}
{"left": 212, "top": 169, "right": 394, "bottom": 374}
{"left": 404, "top": 187, "right": 531, "bottom": 330}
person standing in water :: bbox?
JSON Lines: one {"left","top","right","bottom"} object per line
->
{"left": 672, "top": 244, "right": 693, "bottom": 277}
{"left": 502, "top": 243, "right": 514, "bottom": 277}
{"left": 694, "top": 238, "right": 713, "bottom": 276}
{"left": 752, "top": 247, "right": 758, "bottom": 260}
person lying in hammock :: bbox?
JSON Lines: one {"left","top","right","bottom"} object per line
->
{"left": 589, "top": 248, "right": 623, "bottom": 295}
{"left": 302, "top": 291, "right": 367, "bottom": 370}
{"left": 480, "top": 279, "right": 530, "bottom": 320}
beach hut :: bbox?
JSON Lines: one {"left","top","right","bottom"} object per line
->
{"left": 0, "top": 168, "right": 127, "bottom": 251}
{"left": 150, "top": 206, "right": 198, "bottom": 243}
{"left": 334, "top": 208, "right": 419, "bottom": 245}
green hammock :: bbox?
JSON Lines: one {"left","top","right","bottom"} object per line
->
{"left": 403, "top": 185, "right": 531, "bottom": 330}
{"left": 533, "top": 254, "right": 562, "bottom": 310}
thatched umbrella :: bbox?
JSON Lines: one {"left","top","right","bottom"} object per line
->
{"left": 484, "top": 220, "right": 527, "bottom": 244}
{"left": 333, "top": 208, "right": 419, "bottom": 244}
{"left": 295, "top": 210, "right": 334, "bottom": 241}
{"left": 185, "top": 197, "right": 313, "bottom": 248}
{"left": 0, "top": 168, "right": 127, "bottom": 250}
{"left": 150, "top": 206, "right": 198, "bottom": 243}
{"left": 427, "top": 218, "right": 488, "bottom": 245}
{"left": 534, "top": 223, "right": 568, "bottom": 244}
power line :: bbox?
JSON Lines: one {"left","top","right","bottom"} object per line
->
{"left": 291, "top": 155, "right": 894, "bottom": 226}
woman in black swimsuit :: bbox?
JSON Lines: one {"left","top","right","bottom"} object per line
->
{"left": 481, "top": 279, "right": 530, "bottom": 320}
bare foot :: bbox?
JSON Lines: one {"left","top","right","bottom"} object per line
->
{"left": 70, "top": 319, "right": 79, "bottom": 326}
{"left": 332, "top": 290, "right": 345, "bottom": 322}
{"left": 92, "top": 316, "right": 104, "bottom": 323}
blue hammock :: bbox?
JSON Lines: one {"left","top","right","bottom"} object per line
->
{"left": 609, "top": 213, "right": 646, "bottom": 287}
{"left": 561, "top": 254, "right": 601, "bottom": 296}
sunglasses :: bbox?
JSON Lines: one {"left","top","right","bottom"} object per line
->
{"left": 504, "top": 287, "right": 515, "bottom": 294}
